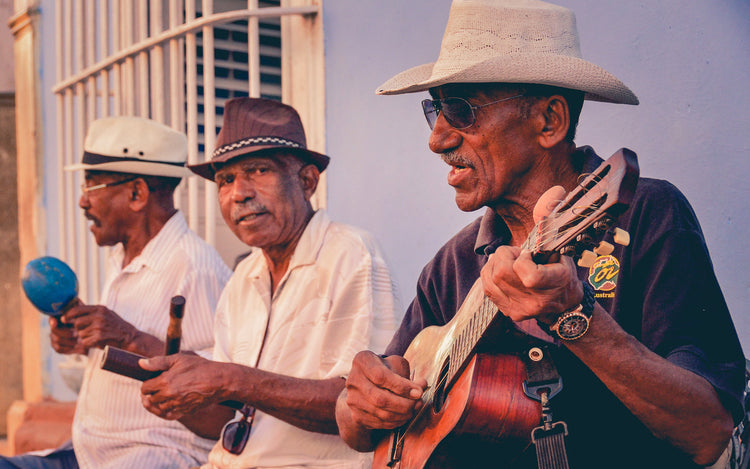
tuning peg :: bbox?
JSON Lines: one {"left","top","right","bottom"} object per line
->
{"left": 576, "top": 233, "right": 594, "bottom": 246}
{"left": 613, "top": 228, "right": 630, "bottom": 246}
{"left": 560, "top": 245, "right": 577, "bottom": 257}
{"left": 594, "top": 241, "right": 614, "bottom": 256}
{"left": 594, "top": 217, "right": 614, "bottom": 231}
{"left": 577, "top": 250, "right": 597, "bottom": 268}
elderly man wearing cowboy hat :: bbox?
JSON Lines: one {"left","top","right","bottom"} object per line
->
{"left": 137, "top": 97, "right": 400, "bottom": 469}
{"left": 0, "top": 117, "right": 232, "bottom": 469}
{"left": 335, "top": 1, "right": 745, "bottom": 468}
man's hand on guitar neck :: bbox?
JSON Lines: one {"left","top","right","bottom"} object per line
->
{"left": 481, "top": 247, "right": 582, "bottom": 324}
{"left": 335, "top": 350, "right": 427, "bottom": 452}
{"left": 481, "top": 185, "right": 583, "bottom": 325}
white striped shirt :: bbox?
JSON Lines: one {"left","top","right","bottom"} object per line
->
{"left": 204, "top": 210, "right": 400, "bottom": 469}
{"left": 72, "top": 211, "right": 232, "bottom": 469}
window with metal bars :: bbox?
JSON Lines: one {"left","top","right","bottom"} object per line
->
{"left": 195, "top": 0, "right": 282, "bottom": 156}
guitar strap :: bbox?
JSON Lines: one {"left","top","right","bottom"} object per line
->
{"left": 521, "top": 345, "right": 570, "bottom": 469}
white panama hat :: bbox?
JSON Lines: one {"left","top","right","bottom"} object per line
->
{"left": 377, "top": 0, "right": 639, "bottom": 105}
{"left": 65, "top": 116, "right": 193, "bottom": 178}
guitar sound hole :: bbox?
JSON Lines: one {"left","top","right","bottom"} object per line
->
{"left": 432, "top": 359, "right": 450, "bottom": 413}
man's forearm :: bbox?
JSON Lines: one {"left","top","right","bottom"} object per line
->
{"left": 179, "top": 403, "right": 235, "bottom": 440}
{"left": 219, "top": 363, "right": 346, "bottom": 434}
{"left": 567, "top": 306, "right": 735, "bottom": 465}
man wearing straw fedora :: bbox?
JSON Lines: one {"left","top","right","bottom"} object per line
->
{"left": 335, "top": 1, "right": 746, "bottom": 468}
{"left": 138, "top": 97, "right": 399, "bottom": 468}
{"left": 0, "top": 117, "right": 232, "bottom": 468}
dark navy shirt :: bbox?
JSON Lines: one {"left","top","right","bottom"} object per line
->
{"left": 385, "top": 147, "right": 745, "bottom": 468}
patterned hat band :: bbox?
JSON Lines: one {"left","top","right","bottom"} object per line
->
{"left": 211, "top": 136, "right": 303, "bottom": 159}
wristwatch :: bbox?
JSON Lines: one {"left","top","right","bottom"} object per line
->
{"left": 549, "top": 281, "right": 596, "bottom": 340}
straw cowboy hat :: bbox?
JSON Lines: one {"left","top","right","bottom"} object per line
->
{"left": 65, "top": 116, "right": 192, "bottom": 178}
{"left": 189, "top": 97, "right": 330, "bottom": 181}
{"left": 377, "top": 0, "right": 639, "bottom": 105}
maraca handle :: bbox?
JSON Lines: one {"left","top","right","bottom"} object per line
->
{"left": 51, "top": 297, "right": 82, "bottom": 328}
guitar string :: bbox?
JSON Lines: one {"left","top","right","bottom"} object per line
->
{"left": 522, "top": 171, "right": 604, "bottom": 250}
{"left": 393, "top": 296, "right": 498, "bottom": 446}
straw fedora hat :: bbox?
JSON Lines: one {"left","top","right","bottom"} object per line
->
{"left": 377, "top": 0, "right": 639, "bottom": 105}
{"left": 65, "top": 116, "right": 192, "bottom": 178}
{"left": 189, "top": 97, "right": 330, "bottom": 181}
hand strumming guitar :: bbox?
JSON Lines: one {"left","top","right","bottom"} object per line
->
{"left": 336, "top": 350, "right": 428, "bottom": 452}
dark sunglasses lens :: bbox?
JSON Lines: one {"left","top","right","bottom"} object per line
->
{"left": 440, "top": 98, "right": 474, "bottom": 129}
{"left": 421, "top": 99, "right": 439, "bottom": 129}
{"left": 222, "top": 419, "right": 251, "bottom": 455}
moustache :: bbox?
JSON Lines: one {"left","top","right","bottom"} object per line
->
{"left": 441, "top": 151, "right": 473, "bottom": 168}
{"left": 231, "top": 200, "right": 268, "bottom": 223}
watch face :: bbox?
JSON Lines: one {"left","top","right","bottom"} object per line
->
{"left": 557, "top": 312, "right": 589, "bottom": 340}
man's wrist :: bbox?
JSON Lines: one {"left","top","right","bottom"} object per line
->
{"left": 539, "top": 281, "right": 596, "bottom": 340}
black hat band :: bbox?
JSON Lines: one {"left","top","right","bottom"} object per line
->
{"left": 82, "top": 152, "right": 187, "bottom": 167}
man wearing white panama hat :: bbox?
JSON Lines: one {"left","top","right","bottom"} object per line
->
{"left": 0, "top": 116, "right": 232, "bottom": 469}
{"left": 336, "top": 1, "right": 745, "bottom": 468}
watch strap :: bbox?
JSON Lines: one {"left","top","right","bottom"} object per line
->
{"left": 578, "top": 281, "right": 595, "bottom": 318}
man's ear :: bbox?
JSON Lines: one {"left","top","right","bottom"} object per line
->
{"left": 128, "top": 178, "right": 150, "bottom": 212}
{"left": 298, "top": 164, "right": 320, "bottom": 200}
{"left": 537, "top": 95, "right": 570, "bottom": 149}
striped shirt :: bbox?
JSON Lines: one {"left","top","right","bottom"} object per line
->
{"left": 203, "top": 210, "right": 400, "bottom": 469}
{"left": 72, "top": 211, "right": 232, "bottom": 469}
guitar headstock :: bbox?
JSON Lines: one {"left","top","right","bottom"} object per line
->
{"left": 525, "top": 148, "right": 639, "bottom": 266}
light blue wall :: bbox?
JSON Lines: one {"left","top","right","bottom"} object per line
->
{"left": 322, "top": 0, "right": 750, "bottom": 352}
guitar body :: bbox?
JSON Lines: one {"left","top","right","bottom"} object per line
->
{"left": 372, "top": 353, "right": 540, "bottom": 469}
{"left": 373, "top": 280, "right": 542, "bottom": 469}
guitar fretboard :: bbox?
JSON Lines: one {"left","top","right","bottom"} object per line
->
{"left": 446, "top": 295, "right": 499, "bottom": 389}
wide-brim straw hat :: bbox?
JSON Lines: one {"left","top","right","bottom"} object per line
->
{"left": 189, "top": 97, "right": 330, "bottom": 181}
{"left": 377, "top": 0, "right": 639, "bottom": 105}
{"left": 65, "top": 116, "right": 192, "bottom": 178}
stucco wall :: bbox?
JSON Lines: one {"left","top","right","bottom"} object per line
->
{"left": 0, "top": 0, "right": 22, "bottom": 435}
{"left": 0, "top": 94, "right": 22, "bottom": 436}
{"left": 0, "top": 0, "right": 15, "bottom": 92}
{"left": 323, "top": 0, "right": 750, "bottom": 351}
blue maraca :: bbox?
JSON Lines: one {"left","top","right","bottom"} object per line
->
{"left": 21, "top": 256, "right": 79, "bottom": 317}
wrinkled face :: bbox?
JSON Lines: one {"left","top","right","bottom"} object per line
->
{"left": 427, "top": 84, "right": 539, "bottom": 212}
{"left": 215, "top": 153, "right": 314, "bottom": 251}
{"left": 79, "top": 171, "right": 137, "bottom": 246}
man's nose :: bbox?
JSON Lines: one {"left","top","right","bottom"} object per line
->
{"left": 79, "top": 192, "right": 90, "bottom": 209}
{"left": 428, "top": 113, "right": 462, "bottom": 155}
{"left": 231, "top": 174, "right": 256, "bottom": 202}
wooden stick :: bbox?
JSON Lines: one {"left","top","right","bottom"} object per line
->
{"left": 165, "top": 295, "right": 185, "bottom": 355}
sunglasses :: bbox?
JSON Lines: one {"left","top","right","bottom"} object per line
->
{"left": 421, "top": 93, "right": 525, "bottom": 130}
{"left": 221, "top": 404, "right": 256, "bottom": 455}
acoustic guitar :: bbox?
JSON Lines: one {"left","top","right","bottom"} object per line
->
{"left": 373, "top": 149, "right": 640, "bottom": 469}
